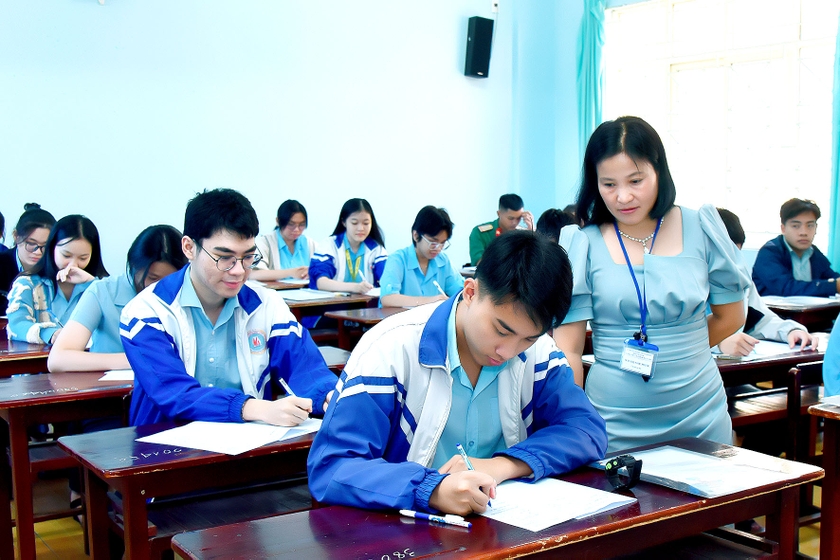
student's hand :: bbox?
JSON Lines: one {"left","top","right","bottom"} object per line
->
{"left": 242, "top": 397, "right": 312, "bottom": 426}
{"left": 56, "top": 266, "right": 94, "bottom": 285}
{"left": 438, "top": 454, "right": 532, "bottom": 483}
{"left": 323, "top": 390, "right": 334, "bottom": 412}
{"left": 788, "top": 329, "right": 818, "bottom": 351}
{"left": 521, "top": 210, "right": 535, "bottom": 231}
{"left": 351, "top": 281, "right": 374, "bottom": 294}
{"left": 291, "top": 266, "right": 309, "bottom": 280}
{"left": 49, "top": 328, "right": 63, "bottom": 344}
{"left": 718, "top": 332, "right": 758, "bottom": 356}
{"left": 428, "top": 471, "right": 497, "bottom": 515}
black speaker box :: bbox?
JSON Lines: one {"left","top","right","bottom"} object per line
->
{"left": 465, "top": 16, "right": 494, "bottom": 78}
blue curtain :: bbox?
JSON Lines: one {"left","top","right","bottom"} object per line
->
{"left": 576, "top": 0, "right": 606, "bottom": 157}
{"left": 829, "top": 11, "right": 840, "bottom": 266}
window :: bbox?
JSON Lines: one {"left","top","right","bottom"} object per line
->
{"left": 603, "top": 0, "right": 839, "bottom": 250}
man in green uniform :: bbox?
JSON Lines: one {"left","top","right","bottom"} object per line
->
{"left": 469, "top": 194, "right": 533, "bottom": 265}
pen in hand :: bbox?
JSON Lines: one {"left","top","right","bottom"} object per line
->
{"left": 456, "top": 443, "right": 491, "bottom": 507}
{"left": 432, "top": 280, "right": 447, "bottom": 297}
{"left": 278, "top": 377, "right": 296, "bottom": 397}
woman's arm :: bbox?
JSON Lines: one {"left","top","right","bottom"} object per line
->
{"left": 47, "top": 320, "right": 130, "bottom": 372}
{"left": 552, "top": 320, "right": 588, "bottom": 387}
{"left": 316, "top": 277, "right": 372, "bottom": 294}
{"left": 380, "top": 293, "right": 446, "bottom": 308}
{"left": 707, "top": 300, "right": 746, "bottom": 348}
{"left": 249, "top": 266, "right": 308, "bottom": 282}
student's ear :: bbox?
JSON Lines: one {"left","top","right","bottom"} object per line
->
{"left": 276, "top": 217, "right": 280, "bottom": 228}
{"left": 461, "top": 278, "right": 478, "bottom": 304}
{"left": 182, "top": 236, "right": 197, "bottom": 261}
{"left": 411, "top": 230, "right": 420, "bottom": 244}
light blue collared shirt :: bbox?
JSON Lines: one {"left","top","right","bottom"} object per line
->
{"left": 180, "top": 267, "right": 241, "bottom": 391}
{"left": 276, "top": 231, "right": 311, "bottom": 272}
{"left": 432, "top": 297, "right": 505, "bottom": 469}
{"left": 342, "top": 236, "right": 366, "bottom": 283}
{"left": 70, "top": 274, "right": 137, "bottom": 353}
{"left": 783, "top": 238, "right": 814, "bottom": 281}
{"left": 379, "top": 246, "right": 464, "bottom": 305}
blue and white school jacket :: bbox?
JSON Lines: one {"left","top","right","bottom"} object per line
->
{"left": 120, "top": 266, "right": 338, "bottom": 426}
{"left": 307, "top": 295, "right": 607, "bottom": 512}
{"left": 309, "top": 233, "right": 387, "bottom": 289}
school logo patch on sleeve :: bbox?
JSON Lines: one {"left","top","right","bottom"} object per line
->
{"left": 247, "top": 330, "right": 267, "bottom": 353}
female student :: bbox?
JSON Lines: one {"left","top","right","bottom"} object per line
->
{"left": 252, "top": 200, "right": 317, "bottom": 282}
{"left": 48, "top": 225, "right": 187, "bottom": 372}
{"left": 310, "top": 198, "right": 387, "bottom": 294}
{"left": 6, "top": 215, "right": 108, "bottom": 344}
{"left": 0, "top": 203, "right": 56, "bottom": 314}
{"left": 553, "top": 116, "right": 749, "bottom": 453}
{"left": 379, "top": 205, "right": 463, "bottom": 307}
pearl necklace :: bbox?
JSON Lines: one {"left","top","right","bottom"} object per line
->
{"left": 617, "top": 217, "right": 663, "bottom": 254}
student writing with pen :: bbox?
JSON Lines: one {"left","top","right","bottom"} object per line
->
{"left": 379, "top": 205, "right": 464, "bottom": 308}
{"left": 121, "top": 189, "right": 337, "bottom": 427}
{"left": 308, "top": 231, "right": 606, "bottom": 516}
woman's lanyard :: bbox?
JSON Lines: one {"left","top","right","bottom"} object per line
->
{"left": 613, "top": 218, "right": 663, "bottom": 342}
{"left": 345, "top": 248, "right": 362, "bottom": 282}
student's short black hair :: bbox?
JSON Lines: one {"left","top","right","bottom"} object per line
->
{"left": 780, "top": 198, "right": 821, "bottom": 224}
{"left": 127, "top": 225, "right": 188, "bottom": 293}
{"left": 411, "top": 206, "right": 453, "bottom": 246}
{"left": 0, "top": 211, "right": 4, "bottom": 244}
{"left": 536, "top": 209, "right": 576, "bottom": 244}
{"left": 30, "top": 215, "right": 109, "bottom": 290}
{"left": 498, "top": 194, "right": 524, "bottom": 212}
{"left": 475, "top": 230, "right": 572, "bottom": 333}
{"left": 184, "top": 189, "right": 259, "bottom": 242}
{"left": 275, "top": 200, "right": 308, "bottom": 230}
{"left": 13, "top": 203, "right": 56, "bottom": 242}
{"left": 716, "top": 208, "right": 745, "bottom": 247}
{"left": 331, "top": 198, "right": 386, "bottom": 247}
{"left": 576, "top": 116, "right": 676, "bottom": 226}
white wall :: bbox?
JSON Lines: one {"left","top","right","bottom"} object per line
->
{"left": 1, "top": 1, "right": 531, "bottom": 271}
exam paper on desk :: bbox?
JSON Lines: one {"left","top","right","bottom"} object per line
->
{"left": 280, "top": 289, "right": 340, "bottom": 301}
{"left": 99, "top": 369, "right": 134, "bottom": 381}
{"left": 479, "top": 478, "right": 636, "bottom": 532}
{"left": 136, "top": 418, "right": 322, "bottom": 455}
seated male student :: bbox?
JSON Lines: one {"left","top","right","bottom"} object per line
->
{"left": 468, "top": 193, "right": 534, "bottom": 266}
{"left": 121, "top": 188, "right": 338, "bottom": 426}
{"left": 752, "top": 198, "right": 840, "bottom": 297}
{"left": 308, "top": 231, "right": 607, "bottom": 515}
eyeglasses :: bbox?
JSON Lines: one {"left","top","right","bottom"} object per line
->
{"left": 22, "top": 240, "right": 47, "bottom": 254}
{"left": 284, "top": 222, "right": 307, "bottom": 231}
{"left": 196, "top": 242, "right": 262, "bottom": 271}
{"left": 421, "top": 235, "right": 450, "bottom": 251}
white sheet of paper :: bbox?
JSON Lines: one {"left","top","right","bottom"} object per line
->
{"left": 365, "top": 287, "right": 380, "bottom": 297}
{"left": 618, "top": 446, "right": 808, "bottom": 498}
{"left": 282, "top": 278, "right": 309, "bottom": 285}
{"left": 136, "top": 418, "right": 322, "bottom": 455}
{"left": 821, "top": 395, "right": 840, "bottom": 406}
{"left": 761, "top": 295, "right": 839, "bottom": 308}
{"left": 281, "top": 289, "right": 339, "bottom": 301}
{"left": 99, "top": 369, "right": 135, "bottom": 381}
{"left": 479, "top": 478, "right": 636, "bottom": 532}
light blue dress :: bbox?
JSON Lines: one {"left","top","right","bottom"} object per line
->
{"left": 561, "top": 205, "right": 750, "bottom": 453}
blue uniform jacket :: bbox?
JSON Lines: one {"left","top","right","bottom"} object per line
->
{"left": 752, "top": 235, "right": 840, "bottom": 296}
{"left": 307, "top": 295, "right": 607, "bottom": 512}
{"left": 121, "top": 266, "right": 338, "bottom": 426}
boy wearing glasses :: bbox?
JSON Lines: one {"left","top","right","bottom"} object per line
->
{"left": 308, "top": 231, "right": 606, "bottom": 515}
{"left": 379, "top": 206, "right": 464, "bottom": 308}
{"left": 752, "top": 198, "right": 840, "bottom": 297}
{"left": 121, "top": 188, "right": 337, "bottom": 426}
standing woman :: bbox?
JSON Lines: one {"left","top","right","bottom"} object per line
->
{"left": 6, "top": 215, "right": 108, "bottom": 344}
{"left": 553, "top": 116, "right": 749, "bottom": 453}
{"left": 48, "top": 225, "right": 187, "bottom": 372}
{"left": 379, "top": 205, "right": 463, "bottom": 308}
{"left": 252, "top": 200, "right": 317, "bottom": 282}
{"left": 0, "top": 204, "right": 56, "bottom": 314}
{"left": 310, "top": 198, "right": 387, "bottom": 294}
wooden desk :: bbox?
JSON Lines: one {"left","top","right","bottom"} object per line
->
{"left": 0, "top": 372, "right": 131, "bottom": 560}
{"left": 764, "top": 296, "right": 840, "bottom": 332}
{"left": 0, "top": 339, "right": 49, "bottom": 378}
{"left": 59, "top": 423, "right": 315, "bottom": 560}
{"left": 259, "top": 280, "right": 309, "bottom": 291}
{"left": 808, "top": 401, "right": 840, "bottom": 559}
{"left": 323, "top": 307, "right": 408, "bottom": 350}
{"left": 318, "top": 345, "right": 350, "bottom": 374}
{"left": 170, "top": 438, "right": 820, "bottom": 560}
{"left": 715, "top": 346, "right": 824, "bottom": 387}
{"left": 282, "top": 292, "right": 375, "bottom": 322}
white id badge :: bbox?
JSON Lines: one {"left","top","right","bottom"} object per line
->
{"left": 619, "top": 339, "right": 659, "bottom": 379}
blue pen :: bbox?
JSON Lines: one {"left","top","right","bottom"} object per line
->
{"left": 456, "top": 443, "right": 491, "bottom": 507}
{"left": 399, "top": 509, "right": 472, "bottom": 528}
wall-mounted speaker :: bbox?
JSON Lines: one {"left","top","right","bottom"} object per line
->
{"left": 465, "top": 16, "right": 494, "bottom": 78}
